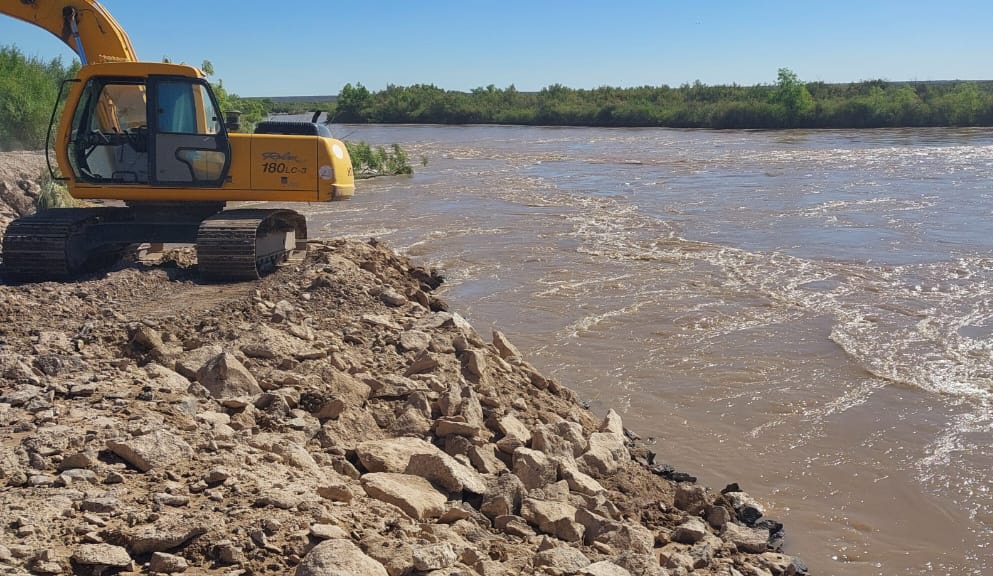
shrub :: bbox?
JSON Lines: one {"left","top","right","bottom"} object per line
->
{"left": 345, "top": 141, "right": 413, "bottom": 178}
{"left": 34, "top": 173, "right": 84, "bottom": 210}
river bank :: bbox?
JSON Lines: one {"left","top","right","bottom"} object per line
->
{"left": 0, "top": 153, "right": 806, "bottom": 575}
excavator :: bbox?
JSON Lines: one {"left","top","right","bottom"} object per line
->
{"left": 0, "top": 0, "right": 355, "bottom": 281}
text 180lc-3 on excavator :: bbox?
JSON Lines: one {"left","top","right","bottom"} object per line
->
{"left": 0, "top": 0, "right": 355, "bottom": 281}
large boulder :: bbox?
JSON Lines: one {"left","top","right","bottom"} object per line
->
{"left": 576, "top": 432, "right": 628, "bottom": 478}
{"left": 404, "top": 452, "right": 487, "bottom": 495}
{"left": 355, "top": 437, "right": 442, "bottom": 473}
{"left": 195, "top": 352, "right": 262, "bottom": 400}
{"left": 521, "top": 498, "right": 585, "bottom": 542}
{"left": 533, "top": 546, "right": 591, "bottom": 573}
{"left": 721, "top": 522, "right": 769, "bottom": 554}
{"left": 480, "top": 473, "right": 527, "bottom": 520}
{"left": 671, "top": 516, "right": 710, "bottom": 545}
{"left": 513, "top": 447, "right": 557, "bottom": 491}
{"left": 495, "top": 413, "right": 532, "bottom": 447}
{"left": 106, "top": 430, "right": 193, "bottom": 473}
{"left": 71, "top": 544, "right": 132, "bottom": 569}
{"left": 124, "top": 517, "right": 208, "bottom": 554}
{"left": 360, "top": 473, "right": 447, "bottom": 520}
{"left": 296, "top": 539, "right": 388, "bottom": 576}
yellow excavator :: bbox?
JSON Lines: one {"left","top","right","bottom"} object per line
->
{"left": 1, "top": 0, "right": 355, "bottom": 281}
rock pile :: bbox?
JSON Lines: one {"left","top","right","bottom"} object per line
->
{"left": 0, "top": 151, "right": 46, "bottom": 236}
{"left": 0, "top": 233, "right": 810, "bottom": 575}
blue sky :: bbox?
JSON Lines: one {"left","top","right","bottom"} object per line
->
{"left": 2, "top": 1, "right": 991, "bottom": 97}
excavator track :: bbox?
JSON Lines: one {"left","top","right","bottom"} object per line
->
{"left": 1, "top": 207, "right": 130, "bottom": 283}
{"left": 1, "top": 207, "right": 308, "bottom": 284}
{"left": 196, "top": 209, "right": 308, "bottom": 282}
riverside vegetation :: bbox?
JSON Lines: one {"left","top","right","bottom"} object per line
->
{"left": 277, "top": 69, "right": 993, "bottom": 130}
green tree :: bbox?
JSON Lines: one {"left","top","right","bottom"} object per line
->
{"left": 0, "top": 45, "right": 77, "bottom": 150}
{"left": 934, "top": 82, "right": 987, "bottom": 126}
{"left": 332, "top": 83, "right": 371, "bottom": 122}
{"left": 771, "top": 68, "right": 813, "bottom": 126}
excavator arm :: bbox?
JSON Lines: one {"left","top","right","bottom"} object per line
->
{"left": 1, "top": 0, "right": 136, "bottom": 63}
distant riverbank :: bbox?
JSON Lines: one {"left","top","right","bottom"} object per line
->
{"left": 259, "top": 70, "right": 993, "bottom": 130}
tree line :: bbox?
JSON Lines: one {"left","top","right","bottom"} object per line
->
{"left": 317, "top": 69, "right": 993, "bottom": 129}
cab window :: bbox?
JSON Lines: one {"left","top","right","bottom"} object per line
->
{"left": 156, "top": 81, "right": 221, "bottom": 135}
{"left": 67, "top": 78, "right": 149, "bottom": 183}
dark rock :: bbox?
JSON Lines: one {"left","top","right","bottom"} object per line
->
{"left": 33, "top": 354, "right": 86, "bottom": 376}
{"left": 755, "top": 519, "right": 786, "bottom": 550}
{"left": 411, "top": 266, "right": 445, "bottom": 291}
{"left": 651, "top": 463, "right": 697, "bottom": 483}
{"left": 721, "top": 489, "right": 765, "bottom": 526}
{"left": 738, "top": 507, "right": 764, "bottom": 526}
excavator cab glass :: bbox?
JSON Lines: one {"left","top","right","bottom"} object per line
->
{"left": 68, "top": 78, "right": 149, "bottom": 183}
{"left": 66, "top": 75, "right": 230, "bottom": 187}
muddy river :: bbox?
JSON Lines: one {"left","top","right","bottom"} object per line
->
{"left": 274, "top": 124, "right": 993, "bottom": 575}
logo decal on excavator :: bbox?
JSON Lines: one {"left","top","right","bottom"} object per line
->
{"left": 261, "top": 152, "right": 300, "bottom": 162}
{"left": 319, "top": 165, "right": 333, "bottom": 180}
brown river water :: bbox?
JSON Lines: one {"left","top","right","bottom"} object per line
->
{"left": 265, "top": 123, "right": 993, "bottom": 575}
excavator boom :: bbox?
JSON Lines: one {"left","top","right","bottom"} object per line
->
{"left": 2, "top": 0, "right": 136, "bottom": 63}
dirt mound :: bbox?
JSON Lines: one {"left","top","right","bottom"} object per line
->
{"left": 0, "top": 238, "right": 808, "bottom": 576}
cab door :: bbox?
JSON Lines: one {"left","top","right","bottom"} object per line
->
{"left": 149, "top": 76, "right": 231, "bottom": 187}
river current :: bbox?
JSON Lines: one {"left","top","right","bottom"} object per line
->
{"left": 276, "top": 124, "right": 993, "bottom": 575}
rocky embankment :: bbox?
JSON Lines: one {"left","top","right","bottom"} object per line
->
{"left": 0, "top": 154, "right": 809, "bottom": 576}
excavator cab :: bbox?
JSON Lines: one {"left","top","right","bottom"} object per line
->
{"left": 66, "top": 71, "right": 230, "bottom": 187}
